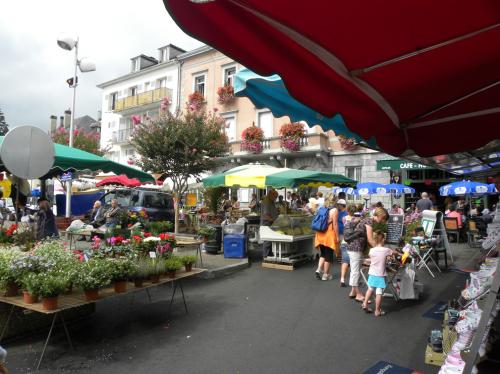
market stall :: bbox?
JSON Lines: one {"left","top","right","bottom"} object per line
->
{"left": 203, "top": 164, "right": 356, "bottom": 263}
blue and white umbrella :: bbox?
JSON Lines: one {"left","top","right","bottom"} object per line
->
{"left": 355, "top": 182, "right": 389, "bottom": 195}
{"left": 439, "top": 181, "right": 490, "bottom": 196}
{"left": 332, "top": 186, "right": 356, "bottom": 195}
{"left": 487, "top": 183, "right": 499, "bottom": 194}
{"left": 385, "top": 183, "right": 415, "bottom": 195}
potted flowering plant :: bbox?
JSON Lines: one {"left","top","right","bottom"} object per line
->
{"left": 279, "top": 122, "right": 305, "bottom": 152}
{"left": 36, "top": 273, "right": 69, "bottom": 310}
{"left": 74, "top": 259, "right": 111, "bottom": 301}
{"left": 241, "top": 124, "right": 264, "bottom": 153}
{"left": 198, "top": 225, "right": 216, "bottom": 243}
{"left": 217, "top": 85, "right": 235, "bottom": 105}
{"left": 338, "top": 135, "right": 358, "bottom": 151}
{"left": 145, "top": 221, "right": 173, "bottom": 236}
{"left": 106, "top": 258, "right": 137, "bottom": 293}
{"left": 132, "top": 258, "right": 152, "bottom": 287}
{"left": 22, "top": 273, "right": 43, "bottom": 304}
{"left": 180, "top": 255, "right": 197, "bottom": 272}
{"left": 187, "top": 91, "right": 205, "bottom": 111}
{"left": 164, "top": 257, "right": 182, "bottom": 278}
{"left": 0, "top": 249, "right": 27, "bottom": 296}
{"left": 0, "top": 224, "right": 17, "bottom": 245}
{"left": 149, "top": 259, "right": 165, "bottom": 283}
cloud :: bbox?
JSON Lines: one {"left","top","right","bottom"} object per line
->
{"left": 0, "top": 0, "right": 203, "bottom": 130}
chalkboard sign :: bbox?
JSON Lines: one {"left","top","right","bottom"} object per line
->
{"left": 386, "top": 214, "right": 404, "bottom": 244}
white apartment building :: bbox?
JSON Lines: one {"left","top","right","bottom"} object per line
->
{"left": 97, "top": 44, "right": 185, "bottom": 165}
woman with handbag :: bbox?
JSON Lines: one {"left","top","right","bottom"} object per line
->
{"left": 345, "top": 207, "right": 388, "bottom": 302}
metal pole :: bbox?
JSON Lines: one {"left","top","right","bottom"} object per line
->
{"left": 65, "top": 38, "right": 78, "bottom": 218}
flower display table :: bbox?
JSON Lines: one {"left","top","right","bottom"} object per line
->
{"left": 0, "top": 268, "right": 204, "bottom": 370}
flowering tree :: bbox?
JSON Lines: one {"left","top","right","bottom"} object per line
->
{"left": 130, "top": 108, "right": 228, "bottom": 234}
{"left": 52, "top": 126, "right": 103, "bottom": 156}
{"left": 279, "top": 122, "right": 305, "bottom": 151}
{"left": 241, "top": 124, "right": 264, "bottom": 153}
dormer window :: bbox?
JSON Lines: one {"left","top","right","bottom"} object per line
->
{"left": 131, "top": 58, "right": 140, "bottom": 72}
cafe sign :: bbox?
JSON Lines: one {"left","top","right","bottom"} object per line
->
{"left": 376, "top": 159, "right": 430, "bottom": 171}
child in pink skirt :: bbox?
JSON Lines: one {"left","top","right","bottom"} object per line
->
{"left": 362, "top": 231, "right": 397, "bottom": 316}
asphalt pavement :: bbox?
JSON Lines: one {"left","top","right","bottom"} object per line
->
{"left": 5, "top": 243, "right": 478, "bottom": 374}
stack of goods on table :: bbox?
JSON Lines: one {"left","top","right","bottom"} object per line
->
{"left": 424, "top": 257, "right": 499, "bottom": 373}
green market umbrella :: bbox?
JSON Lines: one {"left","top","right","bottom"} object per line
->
{"left": 0, "top": 136, "right": 154, "bottom": 183}
{"left": 203, "top": 164, "right": 356, "bottom": 189}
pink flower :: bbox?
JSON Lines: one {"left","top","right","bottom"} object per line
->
{"left": 213, "top": 107, "right": 219, "bottom": 113}
{"left": 131, "top": 115, "right": 141, "bottom": 125}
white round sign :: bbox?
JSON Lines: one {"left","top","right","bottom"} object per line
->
{"left": 0, "top": 126, "right": 55, "bottom": 179}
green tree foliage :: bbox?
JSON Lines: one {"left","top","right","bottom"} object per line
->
{"left": 0, "top": 108, "right": 9, "bottom": 136}
{"left": 52, "top": 126, "right": 103, "bottom": 156}
{"left": 131, "top": 109, "right": 228, "bottom": 233}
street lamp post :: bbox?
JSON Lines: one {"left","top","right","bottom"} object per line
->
{"left": 57, "top": 35, "right": 95, "bottom": 218}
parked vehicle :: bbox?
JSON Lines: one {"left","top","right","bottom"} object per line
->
{"left": 100, "top": 188, "right": 174, "bottom": 223}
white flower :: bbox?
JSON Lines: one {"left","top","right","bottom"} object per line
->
{"left": 143, "top": 237, "right": 161, "bottom": 242}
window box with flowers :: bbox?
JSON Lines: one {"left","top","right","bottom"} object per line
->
{"left": 187, "top": 91, "right": 205, "bottom": 111}
{"left": 217, "top": 85, "right": 235, "bottom": 105}
{"left": 338, "top": 135, "right": 358, "bottom": 151}
{"left": 279, "top": 122, "right": 305, "bottom": 152}
{"left": 241, "top": 124, "right": 264, "bottom": 153}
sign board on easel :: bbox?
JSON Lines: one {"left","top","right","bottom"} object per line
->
{"left": 386, "top": 214, "right": 404, "bottom": 244}
{"left": 421, "top": 210, "right": 453, "bottom": 264}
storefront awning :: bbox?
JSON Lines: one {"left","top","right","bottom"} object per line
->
{"left": 377, "top": 160, "right": 430, "bottom": 171}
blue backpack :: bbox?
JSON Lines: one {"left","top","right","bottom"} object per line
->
{"left": 311, "top": 207, "right": 331, "bottom": 232}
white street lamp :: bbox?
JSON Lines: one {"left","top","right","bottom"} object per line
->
{"left": 57, "top": 35, "right": 96, "bottom": 217}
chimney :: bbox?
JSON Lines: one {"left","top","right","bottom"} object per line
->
{"left": 59, "top": 116, "right": 64, "bottom": 128}
{"left": 64, "top": 109, "right": 71, "bottom": 129}
{"left": 50, "top": 115, "right": 57, "bottom": 133}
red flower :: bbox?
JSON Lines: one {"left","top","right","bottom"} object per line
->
{"left": 144, "top": 232, "right": 152, "bottom": 238}
{"left": 133, "top": 235, "right": 142, "bottom": 244}
{"left": 128, "top": 223, "right": 133, "bottom": 227}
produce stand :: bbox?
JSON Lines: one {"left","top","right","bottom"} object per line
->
{"left": 260, "top": 214, "right": 314, "bottom": 268}
{"left": 0, "top": 268, "right": 204, "bottom": 370}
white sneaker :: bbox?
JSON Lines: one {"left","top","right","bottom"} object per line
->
{"left": 322, "top": 273, "right": 332, "bottom": 281}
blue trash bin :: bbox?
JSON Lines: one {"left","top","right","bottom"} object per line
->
{"left": 223, "top": 234, "right": 246, "bottom": 258}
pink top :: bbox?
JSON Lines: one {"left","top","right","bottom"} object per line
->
{"left": 368, "top": 246, "right": 393, "bottom": 276}
{"left": 446, "top": 211, "right": 462, "bottom": 228}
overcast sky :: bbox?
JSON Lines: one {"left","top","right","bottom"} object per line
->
{"left": 0, "top": 0, "right": 203, "bottom": 131}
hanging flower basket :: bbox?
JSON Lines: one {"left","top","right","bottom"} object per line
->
{"left": 241, "top": 124, "right": 264, "bottom": 153}
{"left": 187, "top": 91, "right": 205, "bottom": 111}
{"left": 217, "top": 85, "right": 235, "bottom": 105}
{"left": 338, "top": 135, "right": 358, "bottom": 151}
{"left": 279, "top": 122, "right": 305, "bottom": 152}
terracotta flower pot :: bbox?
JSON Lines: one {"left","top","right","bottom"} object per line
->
{"left": 166, "top": 270, "right": 176, "bottom": 279}
{"left": 134, "top": 279, "right": 144, "bottom": 288}
{"left": 150, "top": 274, "right": 160, "bottom": 284}
{"left": 23, "top": 291, "right": 39, "bottom": 304}
{"left": 84, "top": 289, "right": 99, "bottom": 301}
{"left": 184, "top": 263, "right": 193, "bottom": 272}
{"left": 41, "top": 296, "right": 59, "bottom": 311}
{"left": 113, "top": 280, "right": 127, "bottom": 293}
{"left": 5, "top": 282, "right": 19, "bottom": 297}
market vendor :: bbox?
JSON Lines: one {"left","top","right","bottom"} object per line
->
{"left": 104, "top": 199, "right": 121, "bottom": 228}
{"left": 261, "top": 189, "right": 279, "bottom": 257}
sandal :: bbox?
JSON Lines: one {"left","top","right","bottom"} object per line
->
{"left": 362, "top": 305, "right": 373, "bottom": 313}
{"left": 375, "top": 310, "right": 386, "bottom": 317}
{"left": 349, "top": 293, "right": 356, "bottom": 299}
{"left": 355, "top": 298, "right": 371, "bottom": 304}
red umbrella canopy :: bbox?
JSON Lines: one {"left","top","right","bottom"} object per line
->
{"left": 164, "top": 0, "right": 500, "bottom": 157}
{"left": 96, "top": 174, "right": 142, "bottom": 188}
